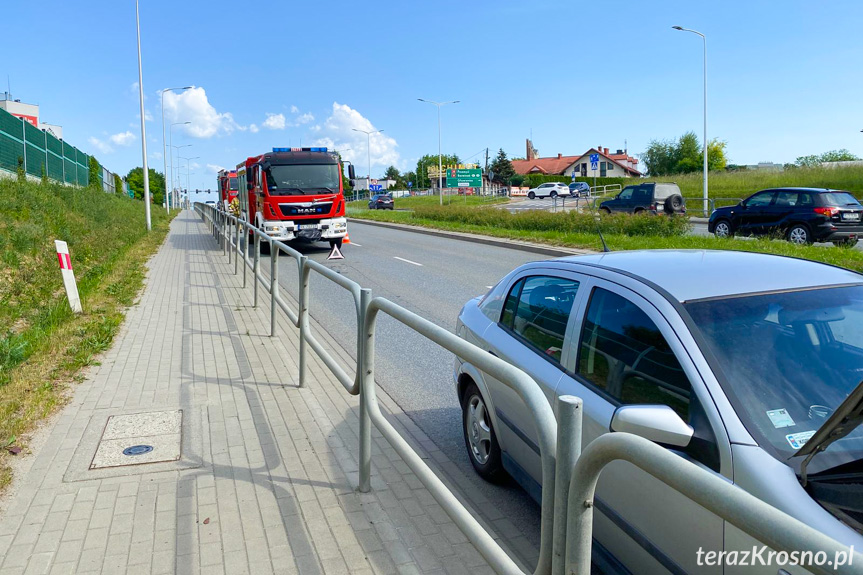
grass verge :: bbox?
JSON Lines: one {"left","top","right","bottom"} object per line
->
{"left": 347, "top": 207, "right": 863, "bottom": 272}
{"left": 0, "top": 179, "right": 174, "bottom": 490}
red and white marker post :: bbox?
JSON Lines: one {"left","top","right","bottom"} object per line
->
{"left": 55, "top": 240, "right": 82, "bottom": 313}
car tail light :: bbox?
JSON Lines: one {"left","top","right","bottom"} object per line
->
{"left": 814, "top": 207, "right": 840, "bottom": 217}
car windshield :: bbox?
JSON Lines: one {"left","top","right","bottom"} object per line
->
{"left": 685, "top": 285, "right": 863, "bottom": 475}
{"left": 821, "top": 192, "right": 861, "bottom": 207}
{"left": 265, "top": 164, "right": 340, "bottom": 196}
{"left": 229, "top": 177, "right": 238, "bottom": 191}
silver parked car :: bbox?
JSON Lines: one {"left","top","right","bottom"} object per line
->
{"left": 454, "top": 250, "right": 863, "bottom": 574}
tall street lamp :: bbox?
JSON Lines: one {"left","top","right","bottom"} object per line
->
{"left": 170, "top": 135, "right": 190, "bottom": 200}
{"left": 181, "top": 157, "right": 199, "bottom": 194}
{"left": 160, "top": 86, "right": 193, "bottom": 213}
{"left": 135, "top": 0, "right": 151, "bottom": 230}
{"left": 418, "top": 98, "right": 459, "bottom": 205}
{"left": 351, "top": 128, "right": 383, "bottom": 199}
{"left": 672, "top": 26, "right": 708, "bottom": 216}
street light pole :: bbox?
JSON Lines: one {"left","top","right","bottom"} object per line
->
{"left": 169, "top": 135, "right": 190, "bottom": 205}
{"left": 135, "top": 0, "right": 151, "bottom": 231}
{"left": 418, "top": 99, "right": 459, "bottom": 205}
{"left": 160, "top": 86, "right": 193, "bottom": 213}
{"left": 352, "top": 128, "right": 383, "bottom": 200}
{"left": 672, "top": 26, "right": 708, "bottom": 216}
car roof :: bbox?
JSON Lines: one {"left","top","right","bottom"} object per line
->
{"left": 757, "top": 187, "right": 848, "bottom": 193}
{"left": 535, "top": 250, "right": 863, "bottom": 302}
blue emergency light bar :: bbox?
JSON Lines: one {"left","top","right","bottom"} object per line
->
{"left": 272, "top": 147, "right": 328, "bottom": 153}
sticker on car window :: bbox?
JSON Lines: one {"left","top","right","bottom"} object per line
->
{"left": 786, "top": 430, "right": 816, "bottom": 450}
{"left": 766, "top": 408, "right": 795, "bottom": 429}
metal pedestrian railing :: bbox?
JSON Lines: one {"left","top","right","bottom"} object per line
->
{"left": 194, "top": 203, "right": 861, "bottom": 575}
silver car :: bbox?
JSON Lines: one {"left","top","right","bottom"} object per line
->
{"left": 454, "top": 250, "right": 863, "bottom": 574}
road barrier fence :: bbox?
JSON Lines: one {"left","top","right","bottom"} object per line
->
{"left": 195, "top": 202, "right": 861, "bottom": 575}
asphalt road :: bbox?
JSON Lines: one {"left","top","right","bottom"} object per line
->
{"left": 259, "top": 221, "right": 546, "bottom": 545}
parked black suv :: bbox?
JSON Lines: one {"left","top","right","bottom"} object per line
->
{"left": 708, "top": 188, "right": 863, "bottom": 246}
{"left": 599, "top": 182, "right": 685, "bottom": 215}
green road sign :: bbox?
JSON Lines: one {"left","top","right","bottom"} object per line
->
{"left": 445, "top": 168, "right": 482, "bottom": 188}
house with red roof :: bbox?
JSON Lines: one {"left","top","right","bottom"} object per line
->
{"left": 511, "top": 143, "right": 642, "bottom": 178}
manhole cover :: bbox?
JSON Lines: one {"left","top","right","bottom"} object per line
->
{"left": 123, "top": 445, "right": 154, "bottom": 456}
{"left": 90, "top": 410, "right": 182, "bottom": 469}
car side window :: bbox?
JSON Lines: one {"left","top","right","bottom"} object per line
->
{"left": 745, "top": 192, "right": 775, "bottom": 207}
{"left": 577, "top": 288, "right": 691, "bottom": 419}
{"left": 798, "top": 193, "right": 813, "bottom": 207}
{"left": 500, "top": 279, "right": 524, "bottom": 328}
{"left": 775, "top": 191, "right": 799, "bottom": 206}
{"left": 619, "top": 187, "right": 634, "bottom": 200}
{"left": 502, "top": 276, "right": 580, "bottom": 363}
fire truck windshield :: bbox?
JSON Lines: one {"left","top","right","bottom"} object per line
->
{"left": 229, "top": 177, "right": 238, "bottom": 191}
{"left": 265, "top": 164, "right": 340, "bottom": 196}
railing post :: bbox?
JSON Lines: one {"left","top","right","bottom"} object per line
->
{"left": 253, "top": 230, "right": 260, "bottom": 308}
{"left": 552, "top": 395, "right": 582, "bottom": 575}
{"left": 358, "top": 288, "right": 373, "bottom": 493}
{"left": 298, "top": 256, "right": 310, "bottom": 388}
{"left": 242, "top": 221, "right": 248, "bottom": 289}
{"left": 270, "top": 239, "right": 278, "bottom": 337}
{"left": 234, "top": 219, "right": 239, "bottom": 275}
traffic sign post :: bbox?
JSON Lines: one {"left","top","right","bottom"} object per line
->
{"left": 590, "top": 153, "right": 600, "bottom": 193}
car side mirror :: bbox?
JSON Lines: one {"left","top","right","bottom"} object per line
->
{"left": 610, "top": 404, "right": 693, "bottom": 448}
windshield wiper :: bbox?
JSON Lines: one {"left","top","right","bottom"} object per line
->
{"left": 310, "top": 187, "right": 337, "bottom": 193}
{"left": 792, "top": 378, "right": 863, "bottom": 485}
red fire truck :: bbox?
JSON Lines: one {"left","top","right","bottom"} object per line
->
{"left": 236, "top": 147, "right": 351, "bottom": 248}
{"left": 216, "top": 169, "right": 239, "bottom": 210}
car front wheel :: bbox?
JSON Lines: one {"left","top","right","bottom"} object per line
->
{"left": 462, "top": 383, "right": 504, "bottom": 482}
{"left": 713, "top": 219, "right": 733, "bottom": 238}
{"left": 787, "top": 224, "right": 812, "bottom": 245}
{"left": 528, "top": 192, "right": 535, "bottom": 199}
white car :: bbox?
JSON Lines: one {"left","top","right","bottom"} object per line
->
{"left": 526, "top": 182, "right": 570, "bottom": 199}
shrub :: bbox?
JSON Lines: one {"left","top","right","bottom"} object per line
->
{"left": 411, "top": 205, "right": 690, "bottom": 237}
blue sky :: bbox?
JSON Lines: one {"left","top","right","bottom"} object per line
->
{"left": 3, "top": 0, "right": 862, "bottom": 190}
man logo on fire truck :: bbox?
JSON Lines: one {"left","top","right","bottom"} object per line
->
{"left": 236, "top": 148, "right": 350, "bottom": 249}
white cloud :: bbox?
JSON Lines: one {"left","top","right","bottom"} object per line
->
{"left": 110, "top": 131, "right": 136, "bottom": 146}
{"left": 206, "top": 163, "right": 226, "bottom": 173}
{"left": 163, "top": 87, "right": 240, "bottom": 138}
{"left": 249, "top": 124, "right": 259, "bottom": 133}
{"left": 296, "top": 112, "right": 314, "bottom": 125}
{"left": 263, "top": 113, "right": 286, "bottom": 130}
{"left": 88, "top": 136, "right": 113, "bottom": 154}
{"left": 290, "top": 105, "right": 299, "bottom": 114}
{"left": 88, "top": 130, "right": 137, "bottom": 154}
{"left": 311, "top": 102, "right": 399, "bottom": 174}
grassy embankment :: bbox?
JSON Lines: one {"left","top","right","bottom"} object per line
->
{"left": 347, "top": 193, "right": 507, "bottom": 210}
{"left": 0, "top": 179, "right": 174, "bottom": 489}
{"left": 347, "top": 204, "right": 863, "bottom": 272}
{"left": 652, "top": 165, "right": 863, "bottom": 202}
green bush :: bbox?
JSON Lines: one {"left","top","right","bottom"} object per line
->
{"left": 522, "top": 173, "right": 631, "bottom": 189}
{"left": 412, "top": 205, "right": 690, "bottom": 237}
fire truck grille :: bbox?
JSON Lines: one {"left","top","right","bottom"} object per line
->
{"left": 279, "top": 202, "right": 332, "bottom": 217}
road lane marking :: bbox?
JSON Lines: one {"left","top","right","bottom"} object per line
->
{"left": 486, "top": 286, "right": 494, "bottom": 289}
{"left": 349, "top": 242, "right": 362, "bottom": 247}
{"left": 394, "top": 256, "right": 423, "bottom": 266}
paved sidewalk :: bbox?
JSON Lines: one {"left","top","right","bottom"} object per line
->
{"left": 0, "top": 211, "right": 535, "bottom": 575}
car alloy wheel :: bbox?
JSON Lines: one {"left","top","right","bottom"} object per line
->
{"left": 788, "top": 225, "right": 811, "bottom": 245}
{"left": 528, "top": 192, "right": 535, "bottom": 199}
{"left": 714, "top": 220, "right": 732, "bottom": 238}
{"left": 550, "top": 191, "right": 558, "bottom": 199}
{"left": 466, "top": 394, "right": 492, "bottom": 464}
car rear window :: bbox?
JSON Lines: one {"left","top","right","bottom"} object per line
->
{"left": 819, "top": 192, "right": 861, "bottom": 207}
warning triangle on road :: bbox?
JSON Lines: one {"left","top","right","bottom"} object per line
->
{"left": 327, "top": 244, "right": 345, "bottom": 260}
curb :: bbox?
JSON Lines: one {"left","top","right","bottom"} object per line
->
{"left": 347, "top": 217, "right": 594, "bottom": 258}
